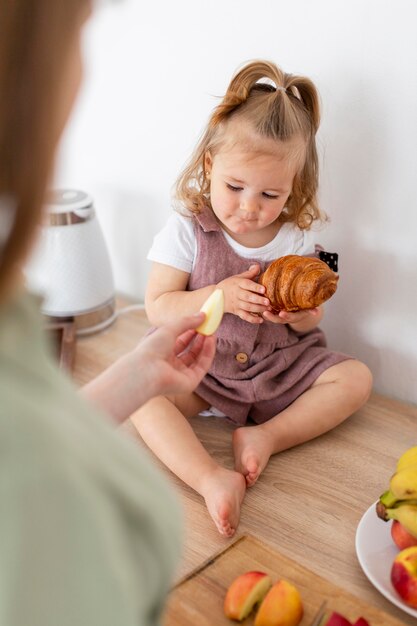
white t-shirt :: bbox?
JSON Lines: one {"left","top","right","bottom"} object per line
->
{"left": 147, "top": 212, "right": 315, "bottom": 273}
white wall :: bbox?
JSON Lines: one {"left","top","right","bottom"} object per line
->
{"left": 56, "top": 0, "right": 417, "bottom": 406}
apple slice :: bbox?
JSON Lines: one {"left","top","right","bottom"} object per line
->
{"left": 224, "top": 571, "right": 272, "bottom": 621}
{"left": 254, "top": 579, "right": 303, "bottom": 626}
{"left": 196, "top": 288, "right": 224, "bottom": 336}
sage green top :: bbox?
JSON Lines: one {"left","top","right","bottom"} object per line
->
{"left": 0, "top": 291, "right": 182, "bottom": 626}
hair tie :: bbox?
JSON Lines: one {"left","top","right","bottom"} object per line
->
{"left": 275, "top": 86, "right": 286, "bottom": 93}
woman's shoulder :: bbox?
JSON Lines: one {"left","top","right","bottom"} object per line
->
{"left": 0, "top": 363, "right": 182, "bottom": 559}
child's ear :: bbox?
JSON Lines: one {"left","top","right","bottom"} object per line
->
{"left": 204, "top": 151, "right": 213, "bottom": 174}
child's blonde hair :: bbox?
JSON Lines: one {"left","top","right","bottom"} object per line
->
{"left": 175, "top": 60, "right": 325, "bottom": 229}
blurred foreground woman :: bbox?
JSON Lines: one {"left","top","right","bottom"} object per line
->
{"left": 0, "top": 2, "right": 215, "bottom": 625}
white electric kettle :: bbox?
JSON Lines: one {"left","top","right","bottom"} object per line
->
{"left": 26, "top": 189, "right": 116, "bottom": 334}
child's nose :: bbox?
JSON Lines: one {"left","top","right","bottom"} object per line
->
{"left": 239, "top": 197, "right": 259, "bottom": 216}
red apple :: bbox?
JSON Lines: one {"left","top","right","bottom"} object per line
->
{"left": 391, "top": 520, "right": 417, "bottom": 550}
{"left": 391, "top": 546, "right": 417, "bottom": 608}
{"left": 322, "top": 612, "right": 352, "bottom": 626}
{"left": 320, "top": 612, "right": 370, "bottom": 626}
{"left": 224, "top": 571, "right": 272, "bottom": 621}
{"left": 254, "top": 579, "right": 303, "bottom": 626}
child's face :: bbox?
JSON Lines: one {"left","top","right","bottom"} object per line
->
{"left": 205, "top": 141, "right": 299, "bottom": 245}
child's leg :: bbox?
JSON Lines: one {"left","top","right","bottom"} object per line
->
{"left": 131, "top": 393, "right": 246, "bottom": 537}
{"left": 233, "top": 359, "right": 372, "bottom": 487}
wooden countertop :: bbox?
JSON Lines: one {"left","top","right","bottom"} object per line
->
{"left": 73, "top": 299, "right": 417, "bottom": 625}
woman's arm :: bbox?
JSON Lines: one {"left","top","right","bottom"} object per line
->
{"left": 82, "top": 313, "right": 215, "bottom": 424}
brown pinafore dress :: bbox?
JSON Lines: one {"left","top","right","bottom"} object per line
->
{"left": 189, "top": 209, "right": 351, "bottom": 426}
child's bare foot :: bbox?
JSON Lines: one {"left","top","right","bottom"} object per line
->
{"left": 200, "top": 467, "right": 246, "bottom": 537}
{"left": 233, "top": 425, "right": 274, "bottom": 487}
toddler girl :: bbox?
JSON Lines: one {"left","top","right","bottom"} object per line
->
{"left": 132, "top": 60, "right": 372, "bottom": 537}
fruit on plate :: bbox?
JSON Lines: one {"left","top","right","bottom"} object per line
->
{"left": 396, "top": 446, "right": 417, "bottom": 472}
{"left": 391, "top": 545, "right": 417, "bottom": 608}
{"left": 376, "top": 446, "right": 417, "bottom": 540}
{"left": 224, "top": 571, "right": 272, "bottom": 621}
{"left": 196, "top": 288, "right": 224, "bottom": 336}
{"left": 377, "top": 502, "right": 417, "bottom": 539}
{"left": 391, "top": 519, "right": 417, "bottom": 550}
{"left": 390, "top": 465, "right": 417, "bottom": 501}
{"left": 319, "top": 612, "right": 370, "bottom": 626}
{"left": 254, "top": 579, "right": 303, "bottom": 626}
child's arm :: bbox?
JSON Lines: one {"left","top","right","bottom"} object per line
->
{"left": 146, "top": 262, "right": 270, "bottom": 327}
{"left": 146, "top": 263, "right": 215, "bottom": 326}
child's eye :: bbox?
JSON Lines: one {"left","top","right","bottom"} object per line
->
{"left": 262, "top": 192, "right": 279, "bottom": 199}
{"left": 226, "top": 183, "right": 243, "bottom": 192}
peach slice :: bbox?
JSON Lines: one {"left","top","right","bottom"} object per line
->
{"left": 196, "top": 288, "right": 224, "bottom": 336}
{"left": 254, "top": 579, "right": 303, "bottom": 626}
{"left": 224, "top": 571, "right": 272, "bottom": 621}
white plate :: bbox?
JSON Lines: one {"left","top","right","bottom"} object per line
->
{"left": 355, "top": 501, "right": 417, "bottom": 618}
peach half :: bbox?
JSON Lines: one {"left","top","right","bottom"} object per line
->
{"left": 254, "top": 579, "right": 303, "bottom": 626}
{"left": 224, "top": 571, "right": 272, "bottom": 621}
{"left": 196, "top": 288, "right": 224, "bottom": 336}
{"left": 391, "top": 545, "right": 417, "bottom": 608}
{"left": 391, "top": 520, "right": 417, "bottom": 551}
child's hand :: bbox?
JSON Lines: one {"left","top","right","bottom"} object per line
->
{"left": 217, "top": 264, "right": 270, "bottom": 324}
{"left": 263, "top": 307, "right": 322, "bottom": 332}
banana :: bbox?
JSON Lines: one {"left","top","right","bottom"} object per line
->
{"left": 397, "top": 446, "right": 417, "bottom": 472}
{"left": 375, "top": 447, "right": 417, "bottom": 524}
{"left": 385, "top": 504, "right": 417, "bottom": 539}
{"left": 379, "top": 489, "right": 398, "bottom": 508}
{"left": 390, "top": 464, "right": 417, "bottom": 501}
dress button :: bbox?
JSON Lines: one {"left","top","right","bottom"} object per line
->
{"left": 235, "top": 352, "right": 248, "bottom": 364}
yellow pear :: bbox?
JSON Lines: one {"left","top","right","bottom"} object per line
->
{"left": 196, "top": 288, "right": 224, "bottom": 336}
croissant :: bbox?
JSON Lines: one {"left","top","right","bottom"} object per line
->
{"left": 259, "top": 255, "right": 339, "bottom": 312}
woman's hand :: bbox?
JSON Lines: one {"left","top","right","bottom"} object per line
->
{"left": 262, "top": 306, "right": 323, "bottom": 332}
{"left": 136, "top": 313, "right": 216, "bottom": 398}
{"left": 81, "top": 312, "right": 215, "bottom": 424}
{"left": 218, "top": 264, "right": 270, "bottom": 324}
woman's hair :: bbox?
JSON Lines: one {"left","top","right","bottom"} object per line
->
{"left": 0, "top": 0, "right": 89, "bottom": 299}
{"left": 175, "top": 60, "right": 325, "bottom": 229}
